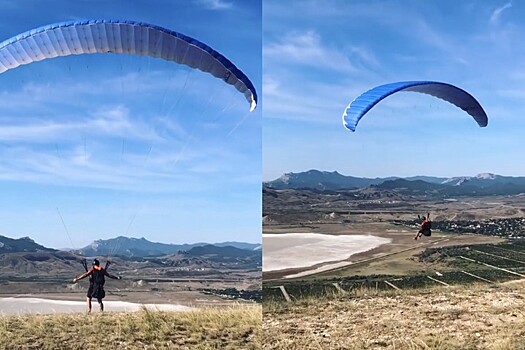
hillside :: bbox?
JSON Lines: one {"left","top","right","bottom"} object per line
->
{"left": 0, "top": 251, "right": 79, "bottom": 277}
{"left": 0, "top": 305, "right": 261, "bottom": 350}
{"left": 0, "top": 236, "right": 56, "bottom": 254}
{"left": 263, "top": 282, "right": 525, "bottom": 349}
{"left": 187, "top": 244, "right": 259, "bottom": 258}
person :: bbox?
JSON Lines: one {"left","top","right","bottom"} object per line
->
{"left": 73, "top": 258, "right": 121, "bottom": 313}
{"left": 414, "top": 212, "right": 432, "bottom": 240}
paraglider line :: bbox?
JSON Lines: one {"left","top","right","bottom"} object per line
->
{"left": 56, "top": 207, "right": 76, "bottom": 251}
{"left": 213, "top": 93, "right": 241, "bottom": 123}
{"left": 120, "top": 138, "right": 125, "bottom": 165}
{"left": 196, "top": 82, "right": 228, "bottom": 121}
{"left": 227, "top": 111, "right": 251, "bottom": 137}
{"left": 172, "top": 131, "right": 196, "bottom": 167}
{"left": 164, "top": 47, "right": 194, "bottom": 119}
{"left": 83, "top": 135, "right": 87, "bottom": 164}
{"left": 55, "top": 144, "right": 63, "bottom": 168}
{"left": 110, "top": 210, "right": 140, "bottom": 257}
{"left": 123, "top": 211, "right": 139, "bottom": 245}
{"left": 147, "top": 65, "right": 195, "bottom": 166}
{"left": 144, "top": 145, "right": 153, "bottom": 165}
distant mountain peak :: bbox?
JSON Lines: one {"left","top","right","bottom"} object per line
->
{"left": 279, "top": 173, "right": 291, "bottom": 183}
{"left": 441, "top": 173, "right": 500, "bottom": 186}
{"left": 266, "top": 170, "right": 386, "bottom": 190}
{"left": 476, "top": 173, "right": 496, "bottom": 180}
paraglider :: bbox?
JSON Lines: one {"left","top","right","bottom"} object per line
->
{"left": 342, "top": 81, "right": 487, "bottom": 132}
{"left": 414, "top": 213, "right": 432, "bottom": 240}
{"left": 0, "top": 19, "right": 257, "bottom": 111}
{"left": 73, "top": 258, "right": 121, "bottom": 313}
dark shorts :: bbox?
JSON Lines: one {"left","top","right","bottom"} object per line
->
{"left": 422, "top": 229, "right": 432, "bottom": 237}
{"left": 87, "top": 284, "right": 105, "bottom": 300}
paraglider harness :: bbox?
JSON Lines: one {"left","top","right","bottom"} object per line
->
{"left": 418, "top": 215, "right": 432, "bottom": 237}
{"left": 81, "top": 259, "right": 111, "bottom": 299}
{"left": 81, "top": 259, "right": 111, "bottom": 274}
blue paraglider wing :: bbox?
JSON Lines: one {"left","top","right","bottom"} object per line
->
{"left": 0, "top": 19, "right": 257, "bottom": 111}
{"left": 342, "top": 81, "right": 487, "bottom": 131}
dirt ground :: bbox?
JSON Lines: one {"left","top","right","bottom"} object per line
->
{"left": 263, "top": 281, "right": 525, "bottom": 349}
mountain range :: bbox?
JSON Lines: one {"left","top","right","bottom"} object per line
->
{"left": 75, "top": 236, "right": 261, "bottom": 257}
{"left": 264, "top": 170, "right": 525, "bottom": 196}
{"left": 0, "top": 235, "right": 260, "bottom": 258}
{"left": 0, "top": 234, "right": 261, "bottom": 277}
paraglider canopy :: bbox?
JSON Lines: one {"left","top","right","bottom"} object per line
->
{"left": 0, "top": 19, "right": 257, "bottom": 111}
{"left": 342, "top": 81, "right": 488, "bottom": 132}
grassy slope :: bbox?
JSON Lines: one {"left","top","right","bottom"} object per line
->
{"left": 0, "top": 305, "right": 261, "bottom": 350}
{"left": 263, "top": 282, "right": 525, "bottom": 350}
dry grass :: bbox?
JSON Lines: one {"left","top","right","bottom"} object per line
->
{"left": 263, "top": 282, "right": 525, "bottom": 349}
{"left": 0, "top": 304, "right": 261, "bottom": 350}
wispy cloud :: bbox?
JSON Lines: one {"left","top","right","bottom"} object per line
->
{"left": 263, "top": 73, "right": 371, "bottom": 124}
{"left": 0, "top": 105, "right": 161, "bottom": 144}
{"left": 490, "top": 2, "right": 512, "bottom": 24}
{"left": 0, "top": 78, "right": 257, "bottom": 193}
{"left": 264, "top": 31, "right": 356, "bottom": 73}
{"left": 349, "top": 47, "right": 380, "bottom": 68}
{"left": 0, "top": 136, "right": 257, "bottom": 193}
{"left": 194, "top": 0, "right": 233, "bottom": 10}
{"left": 406, "top": 18, "right": 469, "bottom": 65}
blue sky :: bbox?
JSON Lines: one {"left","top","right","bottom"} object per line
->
{"left": 263, "top": 1, "right": 525, "bottom": 181}
{"left": 0, "top": 0, "right": 261, "bottom": 248}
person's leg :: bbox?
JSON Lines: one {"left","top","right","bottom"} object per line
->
{"left": 86, "top": 297, "right": 92, "bottom": 313}
{"left": 98, "top": 298, "right": 104, "bottom": 312}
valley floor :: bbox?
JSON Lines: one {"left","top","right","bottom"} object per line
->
{"left": 263, "top": 222, "right": 502, "bottom": 281}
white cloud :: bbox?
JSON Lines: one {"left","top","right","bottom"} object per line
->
{"left": 490, "top": 2, "right": 512, "bottom": 24}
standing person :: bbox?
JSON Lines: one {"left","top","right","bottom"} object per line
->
{"left": 414, "top": 212, "right": 432, "bottom": 240}
{"left": 73, "top": 259, "right": 121, "bottom": 313}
